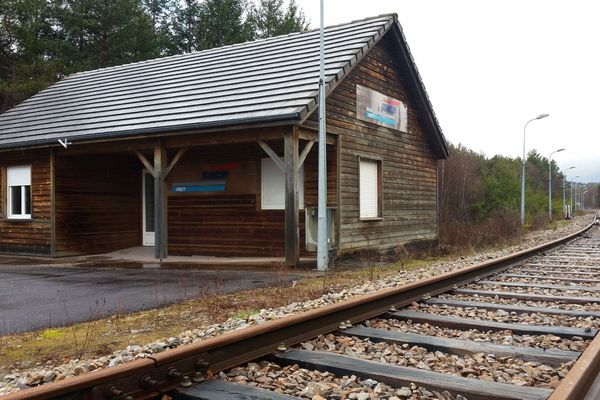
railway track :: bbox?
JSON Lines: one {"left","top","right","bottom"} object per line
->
{"left": 4, "top": 213, "right": 600, "bottom": 400}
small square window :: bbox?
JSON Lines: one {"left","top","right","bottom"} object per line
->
{"left": 7, "top": 165, "right": 32, "bottom": 219}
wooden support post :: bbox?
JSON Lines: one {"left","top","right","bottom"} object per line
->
{"left": 284, "top": 128, "right": 300, "bottom": 267}
{"left": 154, "top": 143, "right": 168, "bottom": 260}
{"left": 50, "top": 149, "right": 56, "bottom": 257}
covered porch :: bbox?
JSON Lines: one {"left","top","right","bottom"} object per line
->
{"left": 51, "top": 126, "right": 338, "bottom": 267}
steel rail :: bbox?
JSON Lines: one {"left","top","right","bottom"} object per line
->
{"left": 4, "top": 213, "right": 599, "bottom": 400}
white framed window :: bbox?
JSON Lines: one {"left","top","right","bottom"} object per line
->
{"left": 359, "top": 158, "right": 382, "bottom": 219}
{"left": 7, "top": 165, "right": 32, "bottom": 219}
{"left": 261, "top": 158, "right": 304, "bottom": 210}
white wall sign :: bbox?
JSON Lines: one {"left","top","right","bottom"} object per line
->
{"left": 356, "top": 85, "right": 407, "bottom": 131}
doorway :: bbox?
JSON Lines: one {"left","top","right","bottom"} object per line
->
{"left": 142, "top": 170, "right": 155, "bottom": 246}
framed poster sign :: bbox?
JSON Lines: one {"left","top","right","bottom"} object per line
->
{"left": 356, "top": 85, "right": 407, "bottom": 131}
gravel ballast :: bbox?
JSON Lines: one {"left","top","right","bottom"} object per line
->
{"left": 0, "top": 215, "right": 596, "bottom": 396}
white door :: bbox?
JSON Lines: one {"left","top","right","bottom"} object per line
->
{"left": 142, "top": 171, "right": 155, "bottom": 246}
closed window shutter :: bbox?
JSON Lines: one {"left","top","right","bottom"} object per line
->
{"left": 261, "top": 158, "right": 304, "bottom": 210}
{"left": 7, "top": 166, "right": 31, "bottom": 186}
{"left": 360, "top": 159, "right": 379, "bottom": 218}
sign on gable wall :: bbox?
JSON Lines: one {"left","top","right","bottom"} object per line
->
{"left": 356, "top": 85, "right": 407, "bottom": 132}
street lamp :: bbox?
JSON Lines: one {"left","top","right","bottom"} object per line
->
{"left": 571, "top": 176, "right": 579, "bottom": 215}
{"left": 521, "top": 113, "right": 550, "bottom": 225}
{"left": 548, "top": 148, "right": 565, "bottom": 222}
{"left": 583, "top": 189, "right": 589, "bottom": 210}
{"left": 563, "top": 166, "right": 575, "bottom": 218}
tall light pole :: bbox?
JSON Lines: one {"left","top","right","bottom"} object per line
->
{"left": 316, "top": 0, "right": 328, "bottom": 271}
{"left": 548, "top": 148, "right": 565, "bottom": 222}
{"left": 521, "top": 113, "right": 550, "bottom": 225}
{"left": 571, "top": 176, "right": 579, "bottom": 215}
{"left": 563, "top": 166, "right": 575, "bottom": 218}
{"left": 583, "top": 189, "right": 589, "bottom": 210}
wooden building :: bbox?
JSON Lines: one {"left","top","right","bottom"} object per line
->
{"left": 0, "top": 14, "right": 448, "bottom": 266}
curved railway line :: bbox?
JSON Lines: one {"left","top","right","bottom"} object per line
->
{"left": 4, "top": 213, "right": 600, "bottom": 400}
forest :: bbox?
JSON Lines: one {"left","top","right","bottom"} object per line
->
{"left": 439, "top": 143, "right": 599, "bottom": 249}
{"left": 1, "top": 1, "right": 597, "bottom": 251}
{"left": 0, "top": 0, "right": 308, "bottom": 112}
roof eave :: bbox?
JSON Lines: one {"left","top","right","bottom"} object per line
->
{"left": 0, "top": 112, "right": 301, "bottom": 153}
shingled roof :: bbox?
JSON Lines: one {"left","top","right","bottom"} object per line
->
{"left": 0, "top": 14, "right": 447, "bottom": 157}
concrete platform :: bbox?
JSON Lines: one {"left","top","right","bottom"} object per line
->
{"left": 0, "top": 246, "right": 318, "bottom": 270}
{"left": 78, "top": 246, "right": 317, "bottom": 269}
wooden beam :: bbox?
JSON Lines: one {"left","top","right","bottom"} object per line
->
{"left": 499, "top": 273, "right": 600, "bottom": 283}
{"left": 454, "top": 288, "right": 600, "bottom": 304}
{"left": 154, "top": 143, "right": 168, "bottom": 260}
{"left": 257, "top": 140, "right": 285, "bottom": 172}
{"left": 165, "top": 147, "right": 188, "bottom": 178}
{"left": 273, "top": 350, "right": 553, "bottom": 400}
{"left": 166, "top": 128, "right": 285, "bottom": 148}
{"left": 284, "top": 129, "right": 300, "bottom": 267}
{"left": 513, "top": 269, "right": 597, "bottom": 276}
{"left": 387, "top": 310, "right": 597, "bottom": 339}
{"left": 175, "top": 380, "right": 300, "bottom": 399}
{"left": 478, "top": 280, "right": 600, "bottom": 292}
{"left": 135, "top": 150, "right": 156, "bottom": 178}
{"left": 344, "top": 326, "right": 579, "bottom": 367}
{"left": 425, "top": 298, "right": 600, "bottom": 319}
{"left": 297, "top": 140, "right": 314, "bottom": 171}
{"left": 295, "top": 126, "right": 337, "bottom": 145}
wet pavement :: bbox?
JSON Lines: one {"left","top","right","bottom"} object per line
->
{"left": 0, "top": 264, "right": 304, "bottom": 335}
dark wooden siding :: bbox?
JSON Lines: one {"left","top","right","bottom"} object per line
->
{"left": 167, "top": 143, "right": 335, "bottom": 257}
{"left": 304, "top": 35, "right": 439, "bottom": 255}
{"left": 54, "top": 154, "right": 141, "bottom": 255}
{"left": 0, "top": 150, "right": 52, "bottom": 255}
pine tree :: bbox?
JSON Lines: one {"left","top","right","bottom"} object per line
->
{"left": 198, "top": 0, "right": 253, "bottom": 49}
{"left": 0, "top": 0, "right": 60, "bottom": 111}
{"left": 56, "top": 0, "right": 159, "bottom": 71}
{"left": 252, "top": 0, "right": 308, "bottom": 39}
{"left": 169, "top": 0, "right": 202, "bottom": 53}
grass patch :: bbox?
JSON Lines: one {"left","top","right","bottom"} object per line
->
{"left": 39, "top": 329, "right": 65, "bottom": 340}
{"left": 234, "top": 309, "right": 261, "bottom": 320}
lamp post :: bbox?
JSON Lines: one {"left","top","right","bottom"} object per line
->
{"left": 583, "top": 190, "right": 589, "bottom": 210}
{"left": 548, "top": 148, "right": 565, "bottom": 222}
{"left": 571, "top": 176, "right": 579, "bottom": 215}
{"left": 521, "top": 113, "right": 550, "bottom": 225}
{"left": 563, "top": 166, "right": 575, "bottom": 218}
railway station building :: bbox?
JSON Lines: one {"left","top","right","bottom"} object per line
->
{"left": 0, "top": 14, "right": 448, "bottom": 266}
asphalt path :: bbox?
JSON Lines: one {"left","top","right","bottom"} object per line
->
{"left": 0, "top": 264, "right": 302, "bottom": 335}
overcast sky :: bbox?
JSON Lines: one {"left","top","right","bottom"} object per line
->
{"left": 298, "top": 0, "right": 600, "bottom": 183}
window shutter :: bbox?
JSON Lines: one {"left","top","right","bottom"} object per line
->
{"left": 7, "top": 165, "right": 31, "bottom": 187}
{"left": 360, "top": 159, "right": 379, "bottom": 218}
{"left": 261, "top": 158, "right": 304, "bottom": 210}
